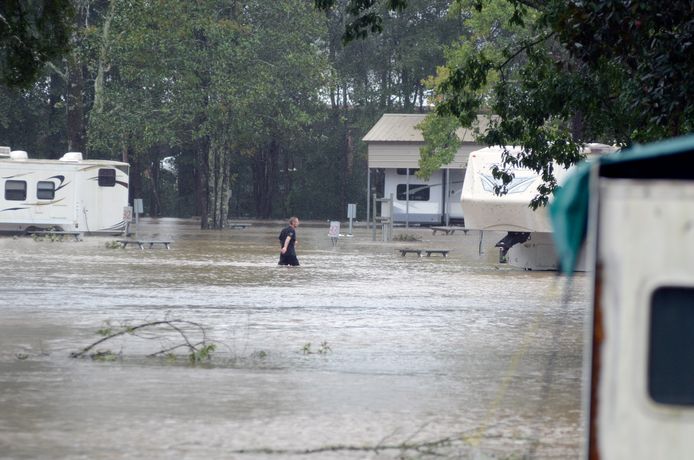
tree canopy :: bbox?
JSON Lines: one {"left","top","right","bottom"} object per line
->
{"left": 319, "top": 0, "right": 694, "bottom": 207}
{"left": 0, "top": 0, "right": 73, "bottom": 88}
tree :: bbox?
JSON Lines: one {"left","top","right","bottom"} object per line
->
{"left": 0, "top": 0, "right": 74, "bottom": 88}
{"left": 320, "top": 0, "right": 694, "bottom": 207}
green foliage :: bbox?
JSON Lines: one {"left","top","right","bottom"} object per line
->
{"left": 417, "top": 114, "right": 462, "bottom": 180}
{"left": 302, "top": 342, "right": 312, "bottom": 355}
{"left": 105, "top": 241, "right": 124, "bottom": 249}
{"left": 190, "top": 343, "right": 216, "bottom": 363}
{"left": 302, "top": 341, "right": 332, "bottom": 355}
{"left": 436, "top": 0, "right": 694, "bottom": 206}
{"left": 328, "top": 0, "right": 694, "bottom": 208}
{"left": 315, "top": 0, "right": 408, "bottom": 43}
{"left": 96, "top": 322, "right": 113, "bottom": 337}
{"left": 393, "top": 233, "right": 421, "bottom": 242}
{"left": 91, "top": 350, "right": 120, "bottom": 361}
{"left": 0, "top": 1, "right": 74, "bottom": 87}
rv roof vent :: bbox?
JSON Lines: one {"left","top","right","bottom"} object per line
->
{"left": 0, "top": 146, "right": 10, "bottom": 157}
{"left": 60, "top": 152, "right": 83, "bottom": 161}
{"left": 10, "top": 150, "right": 28, "bottom": 160}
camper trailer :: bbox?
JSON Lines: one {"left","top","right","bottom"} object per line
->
{"left": 383, "top": 167, "right": 465, "bottom": 225}
{"left": 0, "top": 147, "right": 130, "bottom": 235}
{"left": 461, "top": 144, "right": 616, "bottom": 270}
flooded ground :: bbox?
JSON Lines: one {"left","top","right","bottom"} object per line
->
{"left": 0, "top": 218, "right": 588, "bottom": 459}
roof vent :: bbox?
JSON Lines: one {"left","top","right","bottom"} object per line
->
{"left": 10, "top": 150, "right": 28, "bottom": 160}
{"left": 60, "top": 152, "right": 83, "bottom": 161}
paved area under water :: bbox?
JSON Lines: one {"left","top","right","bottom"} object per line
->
{"left": 0, "top": 218, "right": 588, "bottom": 459}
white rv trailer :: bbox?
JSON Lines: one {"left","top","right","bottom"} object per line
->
{"left": 0, "top": 147, "right": 130, "bottom": 235}
{"left": 461, "top": 144, "right": 616, "bottom": 270}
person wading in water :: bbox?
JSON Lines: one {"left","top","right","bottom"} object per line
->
{"left": 278, "top": 216, "right": 300, "bottom": 266}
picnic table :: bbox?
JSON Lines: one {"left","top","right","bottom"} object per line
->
{"left": 117, "top": 239, "right": 172, "bottom": 250}
{"left": 431, "top": 226, "right": 467, "bottom": 235}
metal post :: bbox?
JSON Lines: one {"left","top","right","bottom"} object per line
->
{"left": 446, "top": 168, "right": 451, "bottom": 226}
{"left": 389, "top": 193, "right": 394, "bottom": 241}
{"left": 405, "top": 169, "right": 410, "bottom": 230}
{"left": 372, "top": 192, "right": 377, "bottom": 241}
{"left": 366, "top": 168, "right": 371, "bottom": 231}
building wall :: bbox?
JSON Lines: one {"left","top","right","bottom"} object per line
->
{"left": 367, "top": 142, "right": 478, "bottom": 169}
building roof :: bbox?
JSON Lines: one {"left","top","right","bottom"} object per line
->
{"left": 362, "top": 113, "right": 489, "bottom": 143}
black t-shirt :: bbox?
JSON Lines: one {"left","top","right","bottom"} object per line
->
{"left": 279, "top": 226, "right": 297, "bottom": 254}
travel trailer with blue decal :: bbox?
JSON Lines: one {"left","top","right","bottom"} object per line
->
{"left": 0, "top": 147, "right": 130, "bottom": 235}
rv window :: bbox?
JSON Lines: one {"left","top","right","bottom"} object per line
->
{"left": 5, "top": 180, "right": 27, "bottom": 201}
{"left": 98, "top": 168, "right": 116, "bottom": 187}
{"left": 396, "top": 184, "right": 430, "bottom": 201}
{"left": 648, "top": 286, "right": 694, "bottom": 405}
{"left": 37, "top": 181, "right": 55, "bottom": 200}
{"left": 396, "top": 168, "right": 419, "bottom": 175}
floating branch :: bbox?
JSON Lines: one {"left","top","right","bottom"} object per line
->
{"left": 70, "top": 319, "right": 215, "bottom": 363}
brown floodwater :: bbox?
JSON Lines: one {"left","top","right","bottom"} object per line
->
{"left": 0, "top": 218, "right": 588, "bottom": 459}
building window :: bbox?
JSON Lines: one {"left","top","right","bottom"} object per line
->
{"left": 396, "top": 184, "right": 430, "bottom": 201}
{"left": 648, "top": 286, "right": 694, "bottom": 405}
{"left": 396, "top": 168, "right": 419, "bottom": 175}
{"left": 5, "top": 180, "right": 27, "bottom": 201}
{"left": 37, "top": 181, "right": 55, "bottom": 200}
{"left": 98, "top": 168, "right": 116, "bottom": 187}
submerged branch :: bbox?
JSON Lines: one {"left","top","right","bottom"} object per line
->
{"left": 70, "top": 319, "right": 207, "bottom": 359}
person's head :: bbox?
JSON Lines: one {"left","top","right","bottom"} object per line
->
{"left": 289, "top": 216, "right": 300, "bottom": 228}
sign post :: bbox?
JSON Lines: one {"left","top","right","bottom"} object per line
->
{"left": 347, "top": 203, "right": 356, "bottom": 236}
{"left": 133, "top": 198, "right": 143, "bottom": 237}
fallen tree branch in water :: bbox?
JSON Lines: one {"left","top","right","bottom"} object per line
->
{"left": 228, "top": 425, "right": 553, "bottom": 458}
{"left": 70, "top": 319, "right": 215, "bottom": 363}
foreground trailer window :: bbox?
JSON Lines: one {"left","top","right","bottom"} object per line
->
{"left": 5, "top": 180, "right": 27, "bottom": 201}
{"left": 648, "top": 286, "right": 694, "bottom": 405}
{"left": 98, "top": 168, "right": 116, "bottom": 187}
{"left": 396, "top": 184, "right": 430, "bottom": 201}
{"left": 37, "top": 181, "right": 55, "bottom": 200}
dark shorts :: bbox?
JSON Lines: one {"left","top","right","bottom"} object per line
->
{"left": 278, "top": 253, "right": 299, "bottom": 266}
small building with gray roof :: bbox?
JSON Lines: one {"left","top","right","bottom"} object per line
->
{"left": 362, "top": 113, "right": 488, "bottom": 225}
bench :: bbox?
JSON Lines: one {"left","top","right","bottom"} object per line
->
{"left": 399, "top": 248, "right": 422, "bottom": 257}
{"left": 431, "top": 226, "right": 467, "bottom": 235}
{"left": 117, "top": 239, "right": 172, "bottom": 250}
{"left": 29, "top": 230, "right": 83, "bottom": 241}
{"left": 424, "top": 249, "right": 450, "bottom": 257}
{"left": 228, "top": 223, "right": 250, "bottom": 229}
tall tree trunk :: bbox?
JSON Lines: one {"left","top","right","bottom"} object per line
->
{"left": 66, "top": 54, "right": 86, "bottom": 154}
{"left": 91, "top": 0, "right": 116, "bottom": 116}
{"left": 46, "top": 74, "right": 65, "bottom": 159}
{"left": 197, "top": 137, "right": 210, "bottom": 229}
{"left": 148, "top": 149, "right": 162, "bottom": 217}
{"left": 129, "top": 151, "right": 143, "bottom": 209}
{"left": 252, "top": 140, "right": 279, "bottom": 218}
{"left": 207, "top": 139, "right": 231, "bottom": 229}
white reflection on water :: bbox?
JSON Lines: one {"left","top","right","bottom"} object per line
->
{"left": 0, "top": 218, "right": 586, "bottom": 459}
